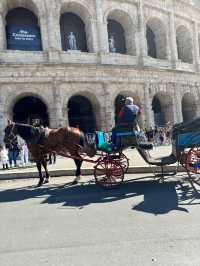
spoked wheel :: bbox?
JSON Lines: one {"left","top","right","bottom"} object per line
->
{"left": 184, "top": 147, "right": 200, "bottom": 186}
{"left": 103, "top": 153, "right": 129, "bottom": 173}
{"left": 94, "top": 158, "right": 124, "bottom": 189}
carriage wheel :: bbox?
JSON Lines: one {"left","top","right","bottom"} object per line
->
{"left": 184, "top": 147, "right": 200, "bottom": 186}
{"left": 103, "top": 153, "right": 129, "bottom": 173}
{"left": 94, "top": 159, "right": 124, "bottom": 189}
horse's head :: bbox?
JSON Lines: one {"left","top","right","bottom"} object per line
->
{"left": 4, "top": 120, "right": 17, "bottom": 145}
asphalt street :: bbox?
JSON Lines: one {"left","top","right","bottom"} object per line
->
{"left": 0, "top": 174, "right": 200, "bottom": 266}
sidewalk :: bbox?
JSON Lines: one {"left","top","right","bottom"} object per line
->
{"left": 0, "top": 145, "right": 183, "bottom": 180}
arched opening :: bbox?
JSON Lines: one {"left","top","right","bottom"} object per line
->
{"left": 176, "top": 26, "right": 193, "bottom": 63}
{"left": 6, "top": 7, "right": 42, "bottom": 51}
{"left": 68, "top": 95, "right": 96, "bottom": 132}
{"left": 146, "top": 18, "right": 167, "bottom": 59}
{"left": 152, "top": 94, "right": 173, "bottom": 126}
{"left": 13, "top": 96, "right": 49, "bottom": 126}
{"left": 60, "top": 12, "right": 87, "bottom": 52}
{"left": 107, "top": 19, "right": 126, "bottom": 54}
{"left": 182, "top": 93, "right": 197, "bottom": 122}
{"left": 152, "top": 96, "right": 165, "bottom": 126}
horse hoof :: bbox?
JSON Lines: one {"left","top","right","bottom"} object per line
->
{"left": 71, "top": 180, "right": 78, "bottom": 185}
{"left": 37, "top": 180, "right": 44, "bottom": 187}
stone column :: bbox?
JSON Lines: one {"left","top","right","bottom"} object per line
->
{"left": 169, "top": 12, "right": 178, "bottom": 67}
{"left": 95, "top": 0, "right": 109, "bottom": 53}
{"left": 0, "top": 13, "right": 6, "bottom": 50}
{"left": 193, "top": 22, "right": 200, "bottom": 71}
{"left": 144, "top": 83, "right": 154, "bottom": 128}
{"left": 49, "top": 81, "right": 65, "bottom": 128}
{"left": 173, "top": 87, "right": 183, "bottom": 124}
{"left": 102, "top": 83, "right": 114, "bottom": 131}
{"left": 136, "top": 0, "right": 147, "bottom": 67}
{"left": 45, "top": 0, "right": 61, "bottom": 62}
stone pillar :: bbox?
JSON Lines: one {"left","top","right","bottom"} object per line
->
{"left": 193, "top": 22, "right": 200, "bottom": 71}
{"left": 173, "top": 87, "right": 183, "bottom": 124}
{"left": 0, "top": 13, "right": 6, "bottom": 50}
{"left": 102, "top": 83, "right": 114, "bottom": 131}
{"left": 45, "top": 0, "right": 61, "bottom": 62}
{"left": 136, "top": 0, "right": 147, "bottom": 67}
{"left": 49, "top": 82, "right": 65, "bottom": 128}
{"left": 144, "top": 84, "right": 154, "bottom": 128}
{"left": 169, "top": 12, "right": 178, "bottom": 67}
{"left": 95, "top": 0, "right": 109, "bottom": 53}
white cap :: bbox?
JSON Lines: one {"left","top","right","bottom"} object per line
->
{"left": 125, "top": 97, "right": 134, "bottom": 105}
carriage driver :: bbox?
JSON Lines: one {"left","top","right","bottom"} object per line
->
{"left": 117, "top": 97, "right": 140, "bottom": 130}
{"left": 112, "top": 97, "right": 141, "bottom": 145}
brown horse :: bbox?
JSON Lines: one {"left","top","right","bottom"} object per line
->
{"left": 4, "top": 121, "right": 96, "bottom": 187}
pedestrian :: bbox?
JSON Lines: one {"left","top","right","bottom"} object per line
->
{"left": 0, "top": 144, "right": 9, "bottom": 170}
{"left": 7, "top": 136, "right": 20, "bottom": 168}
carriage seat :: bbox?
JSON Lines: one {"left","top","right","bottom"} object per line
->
{"left": 96, "top": 131, "right": 113, "bottom": 153}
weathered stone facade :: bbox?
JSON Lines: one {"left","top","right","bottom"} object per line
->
{"left": 1, "top": 0, "right": 200, "bottom": 141}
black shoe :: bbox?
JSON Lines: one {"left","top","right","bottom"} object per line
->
{"left": 37, "top": 180, "right": 44, "bottom": 187}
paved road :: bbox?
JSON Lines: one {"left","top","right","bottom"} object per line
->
{"left": 0, "top": 174, "right": 200, "bottom": 266}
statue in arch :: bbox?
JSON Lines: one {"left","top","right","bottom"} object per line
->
{"left": 109, "top": 35, "right": 116, "bottom": 53}
{"left": 67, "top": 32, "right": 77, "bottom": 50}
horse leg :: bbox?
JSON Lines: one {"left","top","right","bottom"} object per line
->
{"left": 71, "top": 159, "right": 83, "bottom": 185}
{"left": 36, "top": 161, "right": 44, "bottom": 187}
{"left": 42, "top": 159, "right": 50, "bottom": 184}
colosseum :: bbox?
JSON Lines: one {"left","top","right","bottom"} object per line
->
{"left": 0, "top": 0, "right": 200, "bottom": 141}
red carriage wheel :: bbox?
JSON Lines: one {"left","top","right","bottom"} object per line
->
{"left": 184, "top": 147, "right": 200, "bottom": 186}
{"left": 118, "top": 153, "right": 129, "bottom": 173}
{"left": 94, "top": 158, "right": 124, "bottom": 189}
{"left": 103, "top": 153, "right": 129, "bottom": 173}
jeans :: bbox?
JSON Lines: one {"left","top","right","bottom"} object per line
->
{"left": 8, "top": 150, "right": 18, "bottom": 166}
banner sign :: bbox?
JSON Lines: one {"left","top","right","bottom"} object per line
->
{"left": 6, "top": 26, "right": 42, "bottom": 51}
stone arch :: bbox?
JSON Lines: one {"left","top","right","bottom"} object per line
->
{"left": 176, "top": 25, "right": 193, "bottom": 63}
{"left": 1, "top": 0, "right": 40, "bottom": 18}
{"left": 60, "top": 1, "right": 94, "bottom": 52}
{"left": 182, "top": 93, "right": 197, "bottom": 122}
{"left": 152, "top": 92, "right": 173, "bottom": 126}
{"left": 9, "top": 93, "right": 49, "bottom": 126}
{"left": 105, "top": 9, "right": 136, "bottom": 55}
{"left": 146, "top": 17, "right": 167, "bottom": 59}
{"left": 66, "top": 91, "right": 101, "bottom": 132}
{"left": 5, "top": 6, "right": 42, "bottom": 51}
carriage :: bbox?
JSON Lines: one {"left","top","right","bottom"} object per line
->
{"left": 78, "top": 117, "right": 200, "bottom": 192}
{"left": 4, "top": 118, "right": 200, "bottom": 192}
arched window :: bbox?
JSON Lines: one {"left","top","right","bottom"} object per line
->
{"left": 146, "top": 18, "right": 167, "bottom": 59}
{"left": 60, "top": 12, "right": 87, "bottom": 52}
{"left": 13, "top": 96, "right": 49, "bottom": 126}
{"left": 6, "top": 7, "right": 42, "bottom": 51}
{"left": 107, "top": 19, "right": 126, "bottom": 54}
{"left": 176, "top": 26, "right": 193, "bottom": 63}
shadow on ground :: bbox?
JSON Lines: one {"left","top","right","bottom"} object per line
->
{"left": 0, "top": 176, "right": 199, "bottom": 215}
